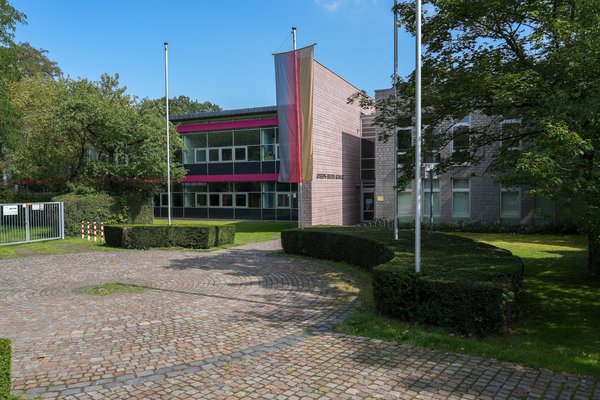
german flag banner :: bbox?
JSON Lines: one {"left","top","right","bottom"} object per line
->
{"left": 274, "top": 44, "right": 314, "bottom": 183}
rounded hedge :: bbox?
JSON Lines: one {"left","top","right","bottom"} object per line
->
{"left": 0, "top": 338, "right": 10, "bottom": 400}
{"left": 104, "top": 224, "right": 235, "bottom": 249}
{"left": 281, "top": 228, "right": 524, "bottom": 337}
{"left": 281, "top": 229, "right": 394, "bottom": 270}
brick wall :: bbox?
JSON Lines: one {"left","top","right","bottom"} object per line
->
{"left": 372, "top": 89, "right": 536, "bottom": 225}
{"left": 304, "top": 61, "right": 365, "bottom": 226}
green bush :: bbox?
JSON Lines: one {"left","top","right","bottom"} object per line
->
{"left": 281, "top": 229, "right": 394, "bottom": 270}
{"left": 53, "top": 193, "right": 153, "bottom": 237}
{"left": 395, "top": 221, "right": 578, "bottom": 235}
{"left": 104, "top": 224, "right": 235, "bottom": 249}
{"left": 0, "top": 338, "right": 11, "bottom": 400}
{"left": 281, "top": 227, "right": 523, "bottom": 336}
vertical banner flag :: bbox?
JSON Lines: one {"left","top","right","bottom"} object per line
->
{"left": 274, "top": 45, "right": 315, "bottom": 182}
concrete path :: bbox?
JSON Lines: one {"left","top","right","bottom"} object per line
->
{"left": 0, "top": 241, "right": 597, "bottom": 399}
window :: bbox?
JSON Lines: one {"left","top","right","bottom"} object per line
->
{"left": 262, "top": 144, "right": 278, "bottom": 161}
{"left": 183, "top": 133, "right": 207, "bottom": 163}
{"left": 398, "top": 184, "right": 412, "bottom": 217}
{"left": 501, "top": 119, "right": 523, "bottom": 150}
{"left": 277, "top": 193, "right": 291, "bottom": 208}
{"left": 221, "top": 148, "right": 232, "bottom": 162}
{"left": 234, "top": 147, "right": 247, "bottom": 161}
{"left": 452, "top": 115, "right": 471, "bottom": 159}
{"left": 452, "top": 179, "right": 470, "bottom": 218}
{"left": 501, "top": 187, "right": 520, "bottom": 218}
{"left": 397, "top": 128, "right": 412, "bottom": 154}
{"left": 234, "top": 129, "right": 260, "bottom": 146}
{"left": 534, "top": 197, "right": 555, "bottom": 220}
{"left": 235, "top": 194, "right": 248, "bottom": 207}
{"left": 423, "top": 179, "right": 440, "bottom": 217}
{"left": 209, "top": 194, "right": 220, "bottom": 207}
{"left": 209, "top": 149, "right": 220, "bottom": 162}
{"left": 222, "top": 194, "right": 233, "bottom": 207}
{"left": 160, "top": 193, "right": 168, "bottom": 207}
{"left": 195, "top": 148, "right": 207, "bottom": 163}
{"left": 195, "top": 193, "right": 207, "bottom": 207}
{"left": 208, "top": 131, "right": 233, "bottom": 147}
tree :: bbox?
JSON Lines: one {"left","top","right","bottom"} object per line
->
{"left": 139, "top": 95, "right": 221, "bottom": 117}
{"left": 13, "top": 42, "right": 62, "bottom": 78}
{"left": 0, "top": 0, "right": 26, "bottom": 186}
{"left": 352, "top": 0, "right": 600, "bottom": 278}
{"left": 7, "top": 74, "right": 185, "bottom": 195}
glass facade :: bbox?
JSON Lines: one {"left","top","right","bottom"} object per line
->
{"left": 452, "top": 179, "right": 470, "bottom": 218}
{"left": 154, "top": 181, "right": 298, "bottom": 221}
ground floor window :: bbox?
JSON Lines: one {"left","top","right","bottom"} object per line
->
{"left": 501, "top": 187, "right": 520, "bottom": 219}
{"left": 452, "top": 179, "right": 470, "bottom": 218}
{"left": 423, "top": 179, "right": 440, "bottom": 217}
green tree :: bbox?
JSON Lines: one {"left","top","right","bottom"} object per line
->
{"left": 0, "top": 0, "right": 26, "bottom": 186}
{"left": 7, "top": 74, "right": 185, "bottom": 195}
{"left": 353, "top": 0, "right": 600, "bottom": 278}
{"left": 139, "top": 95, "right": 221, "bottom": 117}
{"left": 13, "top": 42, "right": 62, "bottom": 78}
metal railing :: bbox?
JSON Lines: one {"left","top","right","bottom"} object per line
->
{"left": 0, "top": 202, "right": 65, "bottom": 246}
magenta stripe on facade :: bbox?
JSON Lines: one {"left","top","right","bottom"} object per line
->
{"left": 176, "top": 117, "right": 278, "bottom": 133}
{"left": 183, "top": 174, "right": 279, "bottom": 183}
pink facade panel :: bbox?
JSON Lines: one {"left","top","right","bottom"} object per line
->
{"left": 177, "top": 118, "right": 278, "bottom": 133}
{"left": 184, "top": 174, "right": 278, "bottom": 183}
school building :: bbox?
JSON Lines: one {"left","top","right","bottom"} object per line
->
{"left": 156, "top": 66, "right": 557, "bottom": 227}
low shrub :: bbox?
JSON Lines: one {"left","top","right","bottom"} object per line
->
{"left": 53, "top": 193, "right": 154, "bottom": 237}
{"left": 281, "top": 227, "right": 523, "bottom": 337}
{"left": 0, "top": 338, "right": 11, "bottom": 400}
{"left": 395, "top": 221, "right": 578, "bottom": 235}
{"left": 104, "top": 224, "right": 235, "bottom": 249}
{"left": 281, "top": 229, "right": 394, "bottom": 270}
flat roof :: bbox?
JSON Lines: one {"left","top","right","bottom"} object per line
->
{"left": 170, "top": 106, "right": 277, "bottom": 122}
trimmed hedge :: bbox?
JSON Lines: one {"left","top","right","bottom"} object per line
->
{"left": 53, "top": 193, "right": 153, "bottom": 237}
{"left": 281, "top": 228, "right": 523, "bottom": 337}
{"left": 0, "top": 338, "right": 10, "bottom": 400}
{"left": 104, "top": 225, "right": 235, "bottom": 249}
{"left": 281, "top": 229, "right": 394, "bottom": 270}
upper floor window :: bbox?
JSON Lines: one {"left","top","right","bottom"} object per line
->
{"left": 501, "top": 119, "right": 523, "bottom": 150}
{"left": 452, "top": 115, "right": 471, "bottom": 158}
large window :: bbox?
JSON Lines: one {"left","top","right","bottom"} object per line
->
{"left": 398, "top": 183, "right": 412, "bottom": 217}
{"left": 452, "top": 115, "right": 471, "bottom": 159}
{"left": 501, "top": 187, "right": 520, "bottom": 218}
{"left": 423, "top": 179, "right": 440, "bottom": 217}
{"left": 501, "top": 119, "right": 523, "bottom": 150}
{"left": 452, "top": 179, "right": 470, "bottom": 218}
{"left": 182, "top": 128, "right": 278, "bottom": 164}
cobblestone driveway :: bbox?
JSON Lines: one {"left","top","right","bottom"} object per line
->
{"left": 0, "top": 241, "right": 598, "bottom": 399}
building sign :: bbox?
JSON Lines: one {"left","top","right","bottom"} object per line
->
{"left": 2, "top": 205, "right": 18, "bottom": 216}
{"left": 376, "top": 196, "right": 384, "bottom": 201}
{"left": 316, "top": 174, "right": 344, "bottom": 180}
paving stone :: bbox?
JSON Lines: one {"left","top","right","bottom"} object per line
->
{"left": 1, "top": 240, "right": 598, "bottom": 399}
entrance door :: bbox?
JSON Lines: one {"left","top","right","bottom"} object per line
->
{"left": 362, "top": 192, "right": 375, "bottom": 221}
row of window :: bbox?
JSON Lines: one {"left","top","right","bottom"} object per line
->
{"left": 192, "top": 144, "right": 279, "bottom": 163}
{"left": 178, "top": 182, "right": 297, "bottom": 193}
{"left": 396, "top": 117, "right": 523, "bottom": 161}
{"left": 156, "top": 191, "right": 297, "bottom": 209}
{"left": 182, "top": 128, "right": 278, "bottom": 164}
{"left": 398, "top": 179, "right": 553, "bottom": 219}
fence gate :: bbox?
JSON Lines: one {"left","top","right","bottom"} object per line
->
{"left": 0, "top": 202, "right": 65, "bottom": 246}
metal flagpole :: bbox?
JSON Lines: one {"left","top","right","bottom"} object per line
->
{"left": 164, "top": 42, "right": 172, "bottom": 226}
{"left": 415, "top": 0, "right": 422, "bottom": 273}
{"left": 292, "top": 26, "right": 304, "bottom": 230}
{"left": 393, "top": 1, "right": 399, "bottom": 241}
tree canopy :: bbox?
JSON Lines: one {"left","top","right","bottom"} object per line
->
{"left": 351, "top": 0, "right": 600, "bottom": 277}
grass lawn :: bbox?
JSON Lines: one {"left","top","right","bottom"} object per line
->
{"left": 331, "top": 230, "right": 600, "bottom": 377}
{"left": 0, "top": 220, "right": 295, "bottom": 259}
{"left": 79, "top": 282, "right": 145, "bottom": 296}
{"left": 153, "top": 219, "right": 296, "bottom": 246}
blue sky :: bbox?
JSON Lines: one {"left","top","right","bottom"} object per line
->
{"left": 12, "top": 0, "right": 416, "bottom": 110}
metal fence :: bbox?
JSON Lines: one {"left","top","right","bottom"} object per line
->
{"left": 0, "top": 202, "right": 65, "bottom": 246}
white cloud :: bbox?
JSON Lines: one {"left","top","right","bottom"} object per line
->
{"left": 315, "top": 0, "right": 344, "bottom": 12}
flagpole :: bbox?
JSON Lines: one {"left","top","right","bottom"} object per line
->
{"left": 393, "top": 1, "right": 399, "bottom": 241}
{"left": 415, "top": 0, "right": 422, "bottom": 273}
{"left": 292, "top": 26, "right": 304, "bottom": 230}
{"left": 164, "top": 42, "right": 172, "bottom": 226}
